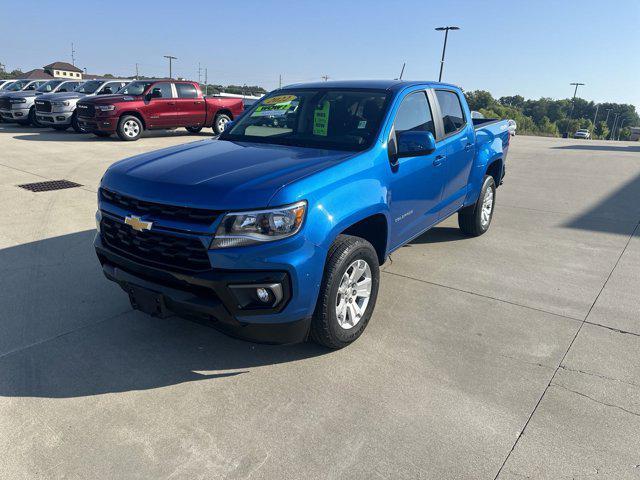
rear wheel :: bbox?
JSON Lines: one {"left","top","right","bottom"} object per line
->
{"left": 185, "top": 126, "right": 203, "bottom": 133}
{"left": 310, "top": 235, "right": 380, "bottom": 349}
{"left": 71, "top": 112, "right": 85, "bottom": 133}
{"left": 458, "top": 175, "right": 496, "bottom": 237}
{"left": 117, "top": 115, "right": 143, "bottom": 141}
{"left": 212, "top": 113, "right": 231, "bottom": 135}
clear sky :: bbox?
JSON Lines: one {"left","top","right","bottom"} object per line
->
{"left": 3, "top": 0, "right": 639, "bottom": 109}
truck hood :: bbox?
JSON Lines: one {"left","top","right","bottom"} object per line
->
{"left": 38, "top": 91, "right": 87, "bottom": 101}
{"left": 84, "top": 94, "right": 140, "bottom": 105}
{"left": 2, "top": 91, "right": 39, "bottom": 99}
{"left": 102, "top": 139, "right": 355, "bottom": 210}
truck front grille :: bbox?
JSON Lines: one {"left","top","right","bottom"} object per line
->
{"left": 100, "top": 188, "right": 220, "bottom": 225}
{"left": 76, "top": 102, "right": 95, "bottom": 117}
{"left": 101, "top": 216, "right": 211, "bottom": 272}
{"left": 35, "top": 100, "right": 52, "bottom": 112}
{"left": 0, "top": 98, "right": 10, "bottom": 110}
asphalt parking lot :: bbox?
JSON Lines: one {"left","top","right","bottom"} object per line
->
{"left": 0, "top": 125, "right": 639, "bottom": 479}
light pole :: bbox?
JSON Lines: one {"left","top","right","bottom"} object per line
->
{"left": 604, "top": 108, "right": 612, "bottom": 125}
{"left": 617, "top": 119, "right": 626, "bottom": 141}
{"left": 163, "top": 55, "right": 177, "bottom": 79}
{"left": 435, "top": 26, "right": 460, "bottom": 82}
{"left": 591, "top": 104, "right": 599, "bottom": 138}
{"left": 565, "top": 82, "right": 585, "bottom": 136}
{"left": 609, "top": 113, "right": 619, "bottom": 140}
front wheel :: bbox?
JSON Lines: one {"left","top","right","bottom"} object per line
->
{"left": 117, "top": 115, "right": 143, "bottom": 141}
{"left": 28, "top": 107, "right": 43, "bottom": 128}
{"left": 458, "top": 175, "right": 496, "bottom": 237}
{"left": 212, "top": 113, "right": 231, "bottom": 135}
{"left": 71, "top": 112, "right": 85, "bottom": 133}
{"left": 310, "top": 235, "right": 380, "bottom": 349}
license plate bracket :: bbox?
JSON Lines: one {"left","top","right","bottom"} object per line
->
{"left": 127, "top": 284, "right": 171, "bottom": 318}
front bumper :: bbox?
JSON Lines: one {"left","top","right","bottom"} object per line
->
{"left": 78, "top": 115, "right": 117, "bottom": 133}
{"left": 37, "top": 110, "right": 73, "bottom": 126}
{"left": 95, "top": 234, "right": 312, "bottom": 344}
{"left": 0, "top": 107, "right": 28, "bottom": 121}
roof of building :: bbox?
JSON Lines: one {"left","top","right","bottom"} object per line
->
{"left": 44, "top": 61, "right": 83, "bottom": 73}
{"left": 21, "top": 69, "right": 54, "bottom": 79}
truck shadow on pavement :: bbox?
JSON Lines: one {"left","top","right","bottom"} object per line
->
{"left": 553, "top": 144, "right": 640, "bottom": 153}
{"left": 408, "top": 226, "right": 469, "bottom": 245}
{"left": 0, "top": 230, "right": 327, "bottom": 399}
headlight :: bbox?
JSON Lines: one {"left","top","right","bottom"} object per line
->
{"left": 52, "top": 101, "right": 70, "bottom": 107}
{"left": 97, "top": 105, "right": 115, "bottom": 112}
{"left": 10, "top": 98, "right": 26, "bottom": 104}
{"left": 211, "top": 201, "right": 306, "bottom": 249}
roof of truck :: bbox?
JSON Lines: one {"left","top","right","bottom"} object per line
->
{"left": 281, "top": 79, "right": 460, "bottom": 91}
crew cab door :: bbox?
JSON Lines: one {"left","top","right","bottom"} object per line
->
{"left": 433, "top": 89, "right": 475, "bottom": 218}
{"left": 387, "top": 89, "right": 446, "bottom": 249}
{"left": 174, "top": 82, "right": 206, "bottom": 127}
{"left": 143, "top": 82, "right": 177, "bottom": 127}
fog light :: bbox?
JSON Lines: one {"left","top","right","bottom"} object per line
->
{"left": 256, "top": 287, "right": 270, "bottom": 303}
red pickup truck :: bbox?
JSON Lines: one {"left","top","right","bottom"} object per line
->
{"left": 77, "top": 80, "right": 244, "bottom": 141}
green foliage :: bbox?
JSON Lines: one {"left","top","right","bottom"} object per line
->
{"left": 464, "top": 89, "right": 639, "bottom": 140}
{"left": 594, "top": 121, "right": 609, "bottom": 139}
{"left": 618, "top": 127, "right": 631, "bottom": 141}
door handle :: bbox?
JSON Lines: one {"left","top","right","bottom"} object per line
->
{"left": 433, "top": 155, "right": 446, "bottom": 167}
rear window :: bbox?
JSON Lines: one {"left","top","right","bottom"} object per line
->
{"left": 435, "top": 90, "right": 466, "bottom": 135}
{"left": 176, "top": 83, "right": 198, "bottom": 98}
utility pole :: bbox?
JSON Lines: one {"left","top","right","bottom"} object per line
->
{"left": 321, "top": 75, "right": 330, "bottom": 81}
{"left": 591, "top": 104, "right": 599, "bottom": 137}
{"left": 609, "top": 113, "right": 619, "bottom": 140}
{"left": 617, "top": 119, "right": 626, "bottom": 141}
{"left": 71, "top": 42, "right": 76, "bottom": 66}
{"left": 163, "top": 55, "right": 177, "bottom": 79}
{"left": 204, "top": 67, "right": 208, "bottom": 94}
{"left": 198, "top": 62, "right": 201, "bottom": 84}
{"left": 279, "top": 74, "right": 282, "bottom": 88}
{"left": 604, "top": 108, "right": 612, "bottom": 125}
{"left": 399, "top": 62, "right": 406, "bottom": 80}
{"left": 135, "top": 63, "right": 139, "bottom": 79}
{"left": 435, "top": 26, "right": 460, "bottom": 82}
{"left": 565, "top": 82, "right": 585, "bottom": 135}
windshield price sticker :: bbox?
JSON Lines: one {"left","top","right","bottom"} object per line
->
{"left": 313, "top": 101, "right": 330, "bottom": 136}
{"left": 251, "top": 96, "right": 298, "bottom": 118}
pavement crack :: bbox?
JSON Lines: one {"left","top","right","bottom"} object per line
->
{"left": 551, "top": 383, "right": 640, "bottom": 418}
{"left": 558, "top": 365, "right": 640, "bottom": 389}
{"left": 584, "top": 321, "right": 640, "bottom": 338}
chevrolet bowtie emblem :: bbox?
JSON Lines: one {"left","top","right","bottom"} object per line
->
{"left": 124, "top": 215, "right": 153, "bottom": 232}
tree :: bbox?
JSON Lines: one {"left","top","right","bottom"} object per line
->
{"left": 593, "top": 121, "right": 609, "bottom": 139}
{"left": 464, "top": 90, "right": 497, "bottom": 111}
{"left": 499, "top": 95, "right": 524, "bottom": 109}
{"left": 618, "top": 127, "right": 631, "bottom": 141}
{"left": 538, "top": 116, "right": 559, "bottom": 137}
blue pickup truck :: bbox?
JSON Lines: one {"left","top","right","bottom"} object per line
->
{"left": 95, "top": 80, "right": 509, "bottom": 348}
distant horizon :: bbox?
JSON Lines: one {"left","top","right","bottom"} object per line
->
{"left": 3, "top": 0, "right": 638, "bottom": 111}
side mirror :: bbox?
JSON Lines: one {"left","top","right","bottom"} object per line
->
{"left": 146, "top": 88, "right": 162, "bottom": 100}
{"left": 397, "top": 130, "right": 436, "bottom": 158}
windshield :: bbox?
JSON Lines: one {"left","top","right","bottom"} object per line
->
{"left": 36, "top": 80, "right": 63, "bottom": 93}
{"left": 221, "top": 89, "right": 390, "bottom": 151}
{"left": 75, "top": 80, "right": 104, "bottom": 94}
{"left": 118, "top": 81, "right": 153, "bottom": 95}
{"left": 6, "top": 80, "right": 30, "bottom": 91}
{"left": 0, "top": 81, "right": 15, "bottom": 91}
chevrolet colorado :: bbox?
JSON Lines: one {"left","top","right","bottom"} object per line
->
{"left": 0, "top": 79, "right": 82, "bottom": 126}
{"left": 95, "top": 80, "right": 509, "bottom": 348}
{"left": 77, "top": 80, "right": 244, "bottom": 140}
{"left": 35, "top": 79, "right": 130, "bottom": 132}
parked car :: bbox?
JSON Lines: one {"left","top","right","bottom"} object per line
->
{"left": 0, "top": 80, "right": 16, "bottom": 91}
{"left": 0, "top": 79, "right": 82, "bottom": 126}
{"left": 0, "top": 79, "right": 49, "bottom": 123}
{"left": 77, "top": 80, "right": 244, "bottom": 140}
{"left": 574, "top": 128, "right": 590, "bottom": 139}
{"left": 95, "top": 80, "right": 509, "bottom": 348}
{"left": 507, "top": 119, "right": 517, "bottom": 136}
{"left": 35, "top": 79, "right": 130, "bottom": 132}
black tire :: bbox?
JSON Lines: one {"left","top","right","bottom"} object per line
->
{"left": 458, "top": 175, "right": 496, "bottom": 237}
{"left": 116, "top": 115, "right": 143, "bottom": 141}
{"left": 310, "top": 235, "right": 380, "bottom": 349}
{"left": 53, "top": 125, "right": 69, "bottom": 131}
{"left": 28, "top": 107, "right": 43, "bottom": 128}
{"left": 186, "top": 126, "right": 203, "bottom": 133}
{"left": 71, "top": 112, "right": 85, "bottom": 133}
{"left": 212, "top": 113, "right": 231, "bottom": 135}
{"left": 94, "top": 132, "right": 112, "bottom": 138}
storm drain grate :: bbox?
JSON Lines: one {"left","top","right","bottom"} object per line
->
{"left": 17, "top": 179, "right": 83, "bottom": 192}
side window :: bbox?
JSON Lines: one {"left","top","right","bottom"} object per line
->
{"left": 101, "top": 83, "right": 119, "bottom": 95}
{"left": 176, "top": 83, "right": 198, "bottom": 98}
{"left": 435, "top": 90, "right": 466, "bottom": 135}
{"left": 151, "top": 82, "right": 174, "bottom": 98}
{"left": 393, "top": 91, "right": 435, "bottom": 136}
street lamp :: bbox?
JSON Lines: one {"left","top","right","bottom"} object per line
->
{"left": 609, "top": 113, "right": 619, "bottom": 140}
{"left": 617, "top": 119, "right": 626, "bottom": 141}
{"left": 163, "top": 55, "right": 177, "bottom": 79}
{"left": 435, "top": 26, "right": 460, "bottom": 82}
{"left": 565, "top": 82, "right": 585, "bottom": 136}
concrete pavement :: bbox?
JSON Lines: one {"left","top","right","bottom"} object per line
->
{"left": 0, "top": 125, "right": 638, "bottom": 479}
